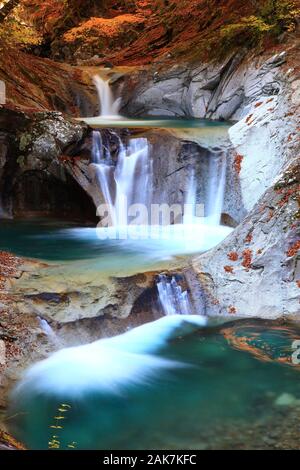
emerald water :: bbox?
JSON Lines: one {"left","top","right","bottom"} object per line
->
{"left": 8, "top": 318, "right": 300, "bottom": 450}
{"left": 80, "top": 115, "right": 232, "bottom": 130}
{"left": 0, "top": 219, "right": 231, "bottom": 275}
{"left": 0, "top": 105, "right": 298, "bottom": 449}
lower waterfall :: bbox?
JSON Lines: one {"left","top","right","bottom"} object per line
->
{"left": 157, "top": 274, "right": 192, "bottom": 316}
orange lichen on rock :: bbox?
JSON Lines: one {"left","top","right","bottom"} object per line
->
{"left": 242, "top": 249, "right": 253, "bottom": 270}
{"left": 287, "top": 241, "right": 300, "bottom": 258}
{"left": 227, "top": 251, "right": 239, "bottom": 261}
{"left": 296, "top": 280, "right": 300, "bottom": 288}
{"left": 224, "top": 265, "right": 234, "bottom": 274}
{"left": 255, "top": 101, "right": 263, "bottom": 108}
{"left": 234, "top": 154, "right": 243, "bottom": 174}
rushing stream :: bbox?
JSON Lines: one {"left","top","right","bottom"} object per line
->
{"left": 8, "top": 317, "right": 300, "bottom": 450}
{"left": 2, "top": 74, "right": 299, "bottom": 451}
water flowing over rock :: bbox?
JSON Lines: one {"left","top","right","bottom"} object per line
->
{"left": 157, "top": 274, "right": 192, "bottom": 316}
{"left": 93, "top": 75, "right": 122, "bottom": 118}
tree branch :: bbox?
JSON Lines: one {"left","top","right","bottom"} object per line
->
{"left": 0, "top": 0, "right": 20, "bottom": 24}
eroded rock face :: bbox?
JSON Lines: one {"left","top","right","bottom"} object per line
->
{"left": 113, "top": 46, "right": 300, "bottom": 319}
{"left": 119, "top": 51, "right": 289, "bottom": 121}
{"left": 64, "top": 126, "right": 245, "bottom": 227}
{"left": 0, "top": 49, "right": 97, "bottom": 115}
{"left": 187, "top": 159, "right": 300, "bottom": 319}
{"left": 0, "top": 109, "right": 96, "bottom": 220}
{"left": 113, "top": 47, "right": 298, "bottom": 217}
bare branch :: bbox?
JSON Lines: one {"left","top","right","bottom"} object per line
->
{"left": 0, "top": 0, "right": 20, "bottom": 24}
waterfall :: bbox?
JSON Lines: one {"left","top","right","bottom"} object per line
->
{"left": 183, "top": 169, "right": 197, "bottom": 225}
{"left": 92, "top": 130, "right": 103, "bottom": 163}
{"left": 38, "top": 317, "right": 60, "bottom": 347}
{"left": 91, "top": 131, "right": 152, "bottom": 226}
{"left": 183, "top": 152, "right": 226, "bottom": 227}
{"left": 206, "top": 152, "right": 226, "bottom": 225}
{"left": 157, "top": 274, "right": 192, "bottom": 316}
{"left": 93, "top": 75, "right": 121, "bottom": 118}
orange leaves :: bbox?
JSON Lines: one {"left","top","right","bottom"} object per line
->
{"left": 228, "top": 306, "right": 237, "bottom": 314}
{"left": 233, "top": 153, "right": 243, "bottom": 175}
{"left": 227, "top": 251, "right": 238, "bottom": 261}
{"left": 224, "top": 249, "right": 253, "bottom": 273}
{"left": 244, "top": 232, "right": 253, "bottom": 244}
{"left": 64, "top": 14, "right": 144, "bottom": 44}
{"left": 224, "top": 265, "right": 234, "bottom": 274}
{"left": 276, "top": 184, "right": 300, "bottom": 208}
{"left": 242, "top": 249, "right": 253, "bottom": 270}
{"left": 287, "top": 241, "right": 300, "bottom": 258}
{"left": 0, "top": 430, "right": 26, "bottom": 450}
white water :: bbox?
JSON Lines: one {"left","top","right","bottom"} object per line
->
{"left": 93, "top": 75, "right": 122, "bottom": 119}
{"left": 206, "top": 152, "right": 227, "bottom": 225}
{"left": 157, "top": 274, "right": 192, "bottom": 316}
{"left": 92, "top": 131, "right": 152, "bottom": 226}
{"left": 38, "top": 317, "right": 60, "bottom": 347}
{"left": 183, "top": 169, "right": 197, "bottom": 225}
{"left": 14, "top": 315, "right": 208, "bottom": 397}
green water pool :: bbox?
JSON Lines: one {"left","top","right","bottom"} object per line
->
{"left": 8, "top": 319, "right": 300, "bottom": 450}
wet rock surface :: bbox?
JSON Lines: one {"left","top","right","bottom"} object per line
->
{"left": 0, "top": 109, "right": 96, "bottom": 220}
{"left": 188, "top": 159, "right": 300, "bottom": 318}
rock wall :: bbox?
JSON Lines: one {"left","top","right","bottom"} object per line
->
{"left": 114, "top": 43, "right": 300, "bottom": 318}
{"left": 0, "top": 109, "right": 96, "bottom": 220}
{"left": 187, "top": 158, "right": 300, "bottom": 318}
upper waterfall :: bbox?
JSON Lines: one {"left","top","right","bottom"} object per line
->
{"left": 93, "top": 75, "right": 122, "bottom": 119}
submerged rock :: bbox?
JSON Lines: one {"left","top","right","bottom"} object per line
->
{"left": 275, "top": 393, "right": 300, "bottom": 407}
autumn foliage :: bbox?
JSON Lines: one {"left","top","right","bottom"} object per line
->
{"left": 0, "top": 0, "right": 296, "bottom": 65}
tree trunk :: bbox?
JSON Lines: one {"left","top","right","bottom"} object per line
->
{"left": 0, "top": 0, "right": 20, "bottom": 24}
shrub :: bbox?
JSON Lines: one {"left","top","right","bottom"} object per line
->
{"left": 218, "top": 1, "right": 299, "bottom": 55}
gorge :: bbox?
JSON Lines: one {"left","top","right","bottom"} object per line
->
{"left": 0, "top": 0, "right": 299, "bottom": 451}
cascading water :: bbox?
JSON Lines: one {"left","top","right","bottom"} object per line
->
{"left": 91, "top": 130, "right": 152, "bottom": 226}
{"left": 93, "top": 75, "right": 122, "bottom": 119}
{"left": 157, "top": 274, "right": 192, "bottom": 316}
{"left": 38, "top": 317, "right": 60, "bottom": 347}
{"left": 183, "top": 169, "right": 197, "bottom": 225}
{"left": 206, "top": 152, "right": 227, "bottom": 225}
